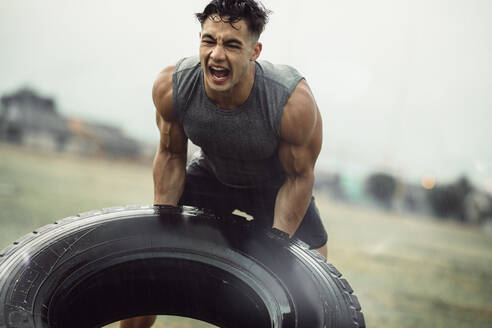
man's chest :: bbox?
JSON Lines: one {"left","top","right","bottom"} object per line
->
{"left": 182, "top": 105, "right": 279, "bottom": 160}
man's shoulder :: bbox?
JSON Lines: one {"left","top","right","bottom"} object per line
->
{"left": 257, "top": 60, "right": 303, "bottom": 91}
{"left": 172, "top": 56, "right": 203, "bottom": 97}
{"left": 152, "top": 57, "right": 201, "bottom": 121}
{"left": 174, "top": 56, "right": 201, "bottom": 74}
{"left": 152, "top": 66, "right": 175, "bottom": 120}
{"left": 153, "top": 56, "right": 200, "bottom": 92}
{"left": 280, "top": 80, "right": 318, "bottom": 145}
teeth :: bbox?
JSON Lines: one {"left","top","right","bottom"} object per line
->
{"left": 211, "top": 66, "right": 227, "bottom": 71}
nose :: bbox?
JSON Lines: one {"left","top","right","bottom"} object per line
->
{"left": 210, "top": 45, "right": 226, "bottom": 61}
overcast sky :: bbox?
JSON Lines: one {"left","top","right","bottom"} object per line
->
{"left": 1, "top": 0, "right": 491, "bottom": 189}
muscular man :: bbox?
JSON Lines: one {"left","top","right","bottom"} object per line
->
{"left": 121, "top": 1, "right": 327, "bottom": 327}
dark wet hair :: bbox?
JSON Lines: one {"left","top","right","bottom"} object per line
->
{"left": 195, "top": 0, "right": 271, "bottom": 40}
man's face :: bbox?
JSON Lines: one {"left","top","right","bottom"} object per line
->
{"left": 199, "top": 16, "right": 261, "bottom": 93}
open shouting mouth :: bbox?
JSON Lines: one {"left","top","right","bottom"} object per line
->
{"left": 209, "top": 65, "right": 231, "bottom": 83}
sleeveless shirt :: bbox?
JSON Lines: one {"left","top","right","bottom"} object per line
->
{"left": 172, "top": 56, "right": 303, "bottom": 188}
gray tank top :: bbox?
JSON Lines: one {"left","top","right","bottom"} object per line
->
{"left": 172, "top": 56, "right": 303, "bottom": 188}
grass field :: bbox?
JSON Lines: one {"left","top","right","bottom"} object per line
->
{"left": 1, "top": 142, "right": 492, "bottom": 328}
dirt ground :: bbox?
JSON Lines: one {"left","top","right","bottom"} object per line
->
{"left": 1, "top": 143, "right": 492, "bottom": 327}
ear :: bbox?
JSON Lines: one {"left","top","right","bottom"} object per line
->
{"left": 199, "top": 32, "right": 202, "bottom": 39}
{"left": 250, "top": 42, "right": 262, "bottom": 61}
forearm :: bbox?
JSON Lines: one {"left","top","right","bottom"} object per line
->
{"left": 273, "top": 172, "right": 314, "bottom": 236}
{"left": 152, "top": 149, "right": 186, "bottom": 206}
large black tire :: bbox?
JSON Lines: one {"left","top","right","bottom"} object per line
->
{"left": 0, "top": 205, "right": 365, "bottom": 328}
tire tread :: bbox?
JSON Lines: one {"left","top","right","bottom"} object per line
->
{"left": 0, "top": 205, "right": 366, "bottom": 328}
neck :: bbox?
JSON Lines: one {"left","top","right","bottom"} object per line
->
{"left": 206, "top": 62, "right": 256, "bottom": 110}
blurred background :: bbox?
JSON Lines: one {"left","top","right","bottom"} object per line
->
{"left": 1, "top": 0, "right": 491, "bottom": 327}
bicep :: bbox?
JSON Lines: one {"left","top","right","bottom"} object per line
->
{"left": 279, "top": 81, "right": 322, "bottom": 177}
{"left": 278, "top": 126, "right": 320, "bottom": 178}
{"left": 153, "top": 66, "right": 187, "bottom": 155}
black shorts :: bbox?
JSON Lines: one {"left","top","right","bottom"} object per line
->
{"left": 178, "top": 162, "right": 328, "bottom": 249}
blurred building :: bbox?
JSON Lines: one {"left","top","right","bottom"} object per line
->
{"left": 0, "top": 88, "right": 70, "bottom": 151}
{"left": 0, "top": 88, "right": 144, "bottom": 160}
{"left": 66, "top": 119, "right": 140, "bottom": 158}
